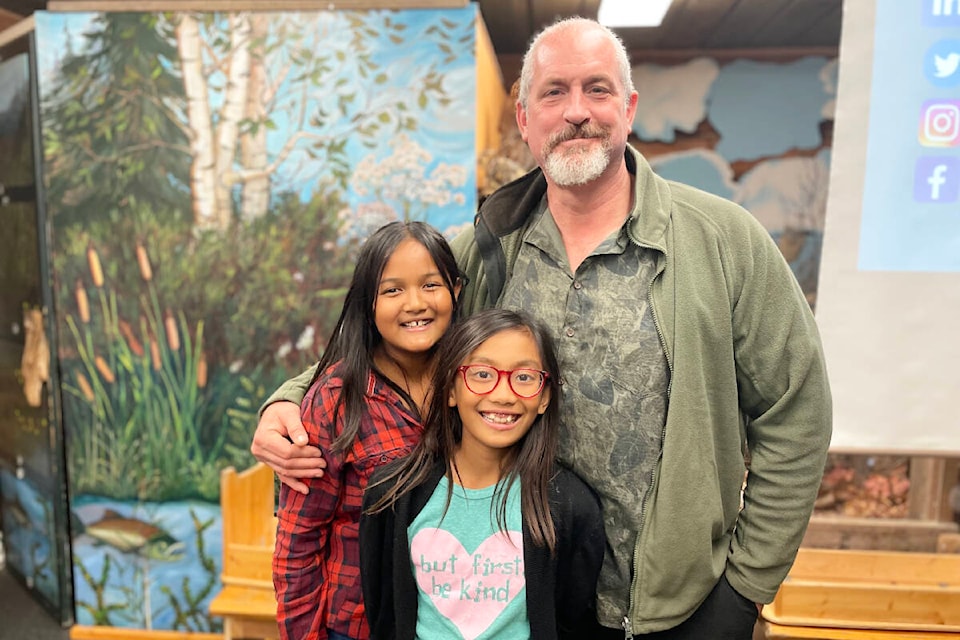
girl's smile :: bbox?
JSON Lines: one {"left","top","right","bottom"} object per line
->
{"left": 480, "top": 411, "right": 521, "bottom": 428}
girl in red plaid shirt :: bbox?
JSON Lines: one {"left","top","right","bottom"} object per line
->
{"left": 273, "top": 221, "right": 462, "bottom": 640}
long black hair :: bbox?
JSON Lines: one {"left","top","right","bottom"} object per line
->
{"left": 308, "top": 221, "right": 462, "bottom": 451}
{"left": 367, "top": 308, "right": 562, "bottom": 551}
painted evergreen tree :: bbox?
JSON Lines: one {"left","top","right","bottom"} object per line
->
{"left": 42, "top": 13, "right": 191, "bottom": 229}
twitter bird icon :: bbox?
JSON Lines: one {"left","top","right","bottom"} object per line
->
{"left": 926, "top": 40, "right": 960, "bottom": 87}
{"left": 935, "top": 53, "right": 960, "bottom": 78}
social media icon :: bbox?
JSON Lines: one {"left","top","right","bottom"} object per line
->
{"left": 925, "top": 40, "right": 960, "bottom": 87}
{"left": 919, "top": 100, "right": 960, "bottom": 146}
{"left": 925, "top": 0, "right": 960, "bottom": 26}
{"left": 914, "top": 156, "right": 960, "bottom": 202}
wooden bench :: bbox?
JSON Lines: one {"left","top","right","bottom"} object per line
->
{"left": 761, "top": 548, "right": 960, "bottom": 639}
{"left": 762, "top": 620, "right": 960, "bottom": 639}
{"left": 208, "top": 463, "right": 279, "bottom": 640}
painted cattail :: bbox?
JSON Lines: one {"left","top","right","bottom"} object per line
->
{"left": 76, "top": 372, "right": 95, "bottom": 401}
{"left": 87, "top": 243, "right": 104, "bottom": 288}
{"left": 149, "top": 336, "right": 161, "bottom": 371}
{"left": 118, "top": 319, "right": 144, "bottom": 357}
{"left": 136, "top": 242, "right": 153, "bottom": 282}
{"left": 75, "top": 279, "right": 90, "bottom": 324}
{"left": 197, "top": 351, "right": 208, "bottom": 388}
{"left": 164, "top": 309, "right": 180, "bottom": 351}
{"left": 94, "top": 356, "right": 115, "bottom": 384}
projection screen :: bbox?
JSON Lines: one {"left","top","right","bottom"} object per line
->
{"left": 816, "top": 0, "right": 960, "bottom": 454}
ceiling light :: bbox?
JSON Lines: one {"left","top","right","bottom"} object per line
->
{"left": 597, "top": 0, "right": 672, "bottom": 28}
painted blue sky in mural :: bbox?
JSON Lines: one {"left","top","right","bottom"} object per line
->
{"left": 34, "top": 8, "right": 477, "bottom": 237}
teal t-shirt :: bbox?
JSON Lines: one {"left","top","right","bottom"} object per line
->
{"left": 407, "top": 476, "right": 529, "bottom": 640}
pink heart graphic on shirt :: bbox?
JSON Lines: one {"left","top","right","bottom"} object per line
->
{"left": 410, "top": 528, "right": 526, "bottom": 640}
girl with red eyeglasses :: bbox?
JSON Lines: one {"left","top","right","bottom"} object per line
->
{"left": 361, "top": 308, "right": 604, "bottom": 640}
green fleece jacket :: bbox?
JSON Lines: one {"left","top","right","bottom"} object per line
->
{"left": 265, "top": 145, "right": 832, "bottom": 634}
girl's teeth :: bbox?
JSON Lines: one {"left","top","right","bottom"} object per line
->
{"left": 482, "top": 412, "right": 517, "bottom": 424}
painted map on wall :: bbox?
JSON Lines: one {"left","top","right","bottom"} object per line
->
{"left": 631, "top": 55, "right": 836, "bottom": 306}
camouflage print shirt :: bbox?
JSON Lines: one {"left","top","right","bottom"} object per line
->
{"left": 498, "top": 199, "right": 669, "bottom": 627}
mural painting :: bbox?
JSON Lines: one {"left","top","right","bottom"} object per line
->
{"left": 34, "top": 7, "right": 477, "bottom": 630}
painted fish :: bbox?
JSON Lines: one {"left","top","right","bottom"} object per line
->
{"left": 76, "top": 509, "right": 185, "bottom": 561}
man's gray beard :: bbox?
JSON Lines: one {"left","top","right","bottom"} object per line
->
{"left": 543, "top": 142, "right": 611, "bottom": 187}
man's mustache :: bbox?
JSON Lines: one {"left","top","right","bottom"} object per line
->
{"left": 546, "top": 124, "right": 608, "bottom": 152}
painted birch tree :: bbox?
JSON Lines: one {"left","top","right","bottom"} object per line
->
{"left": 174, "top": 10, "right": 467, "bottom": 232}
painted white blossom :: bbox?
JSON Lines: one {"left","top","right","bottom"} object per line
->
{"left": 276, "top": 341, "right": 293, "bottom": 359}
{"left": 296, "top": 325, "right": 315, "bottom": 351}
{"left": 443, "top": 220, "right": 472, "bottom": 240}
{"left": 350, "top": 133, "right": 468, "bottom": 221}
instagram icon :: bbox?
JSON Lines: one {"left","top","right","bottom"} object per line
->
{"left": 919, "top": 100, "right": 960, "bottom": 146}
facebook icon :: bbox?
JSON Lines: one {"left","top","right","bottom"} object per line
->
{"left": 925, "top": 0, "right": 960, "bottom": 25}
{"left": 914, "top": 156, "right": 960, "bottom": 202}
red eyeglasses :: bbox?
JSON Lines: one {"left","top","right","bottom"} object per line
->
{"left": 456, "top": 364, "right": 549, "bottom": 398}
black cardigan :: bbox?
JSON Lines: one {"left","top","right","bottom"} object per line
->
{"left": 360, "top": 461, "right": 605, "bottom": 640}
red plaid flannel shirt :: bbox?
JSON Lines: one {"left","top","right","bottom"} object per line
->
{"left": 273, "top": 365, "right": 422, "bottom": 640}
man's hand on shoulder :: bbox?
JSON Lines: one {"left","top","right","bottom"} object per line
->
{"left": 251, "top": 401, "right": 326, "bottom": 494}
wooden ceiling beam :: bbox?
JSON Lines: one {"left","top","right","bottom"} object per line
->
{"left": 0, "top": 13, "right": 33, "bottom": 48}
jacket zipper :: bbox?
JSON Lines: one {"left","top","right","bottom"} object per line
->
{"left": 624, "top": 244, "right": 673, "bottom": 636}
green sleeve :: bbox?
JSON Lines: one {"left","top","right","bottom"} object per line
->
{"left": 258, "top": 364, "right": 317, "bottom": 417}
{"left": 450, "top": 226, "right": 489, "bottom": 316}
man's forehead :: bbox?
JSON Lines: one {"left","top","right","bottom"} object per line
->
{"left": 531, "top": 34, "right": 618, "bottom": 80}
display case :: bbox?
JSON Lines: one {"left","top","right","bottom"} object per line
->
{"left": 0, "top": 25, "right": 74, "bottom": 627}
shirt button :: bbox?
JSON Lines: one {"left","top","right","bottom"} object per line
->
{"left": 380, "top": 455, "right": 389, "bottom": 463}
{"left": 565, "top": 327, "right": 575, "bottom": 337}
{"left": 573, "top": 280, "right": 582, "bottom": 290}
